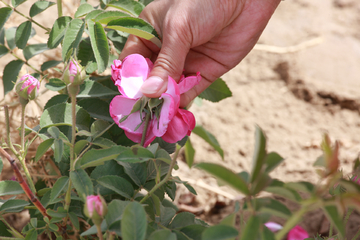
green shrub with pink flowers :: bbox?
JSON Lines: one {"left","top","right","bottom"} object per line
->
{"left": 0, "top": 0, "right": 360, "bottom": 239}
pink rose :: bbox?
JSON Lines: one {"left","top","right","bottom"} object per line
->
{"left": 15, "top": 74, "right": 40, "bottom": 100}
{"left": 287, "top": 225, "right": 309, "bottom": 240}
{"left": 63, "top": 59, "right": 85, "bottom": 85}
{"left": 111, "top": 59, "right": 122, "bottom": 83}
{"left": 109, "top": 54, "right": 200, "bottom": 146}
{"left": 86, "top": 195, "right": 104, "bottom": 217}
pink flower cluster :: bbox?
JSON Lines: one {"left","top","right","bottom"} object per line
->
{"left": 109, "top": 54, "right": 200, "bottom": 146}
{"left": 265, "top": 222, "right": 309, "bottom": 240}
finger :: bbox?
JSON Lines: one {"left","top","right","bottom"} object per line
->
{"left": 179, "top": 75, "right": 213, "bottom": 108}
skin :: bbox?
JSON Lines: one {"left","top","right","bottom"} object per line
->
{"left": 119, "top": 0, "right": 282, "bottom": 108}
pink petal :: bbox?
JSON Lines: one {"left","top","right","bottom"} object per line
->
{"left": 287, "top": 225, "right": 309, "bottom": 240}
{"left": 111, "top": 59, "right": 122, "bottom": 83}
{"left": 120, "top": 54, "right": 150, "bottom": 99}
{"left": 125, "top": 127, "right": 156, "bottom": 147}
{"left": 178, "top": 72, "right": 201, "bottom": 95}
{"left": 161, "top": 111, "right": 191, "bottom": 143}
{"left": 153, "top": 93, "right": 176, "bottom": 137}
{"left": 178, "top": 108, "right": 196, "bottom": 135}
{"left": 265, "top": 222, "right": 283, "bottom": 232}
{"left": 166, "top": 76, "right": 180, "bottom": 108}
{"left": 110, "top": 96, "right": 145, "bottom": 134}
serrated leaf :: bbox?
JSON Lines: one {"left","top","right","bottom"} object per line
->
{"left": 62, "top": 18, "right": 85, "bottom": 61}
{"left": 250, "top": 126, "right": 267, "bottom": 183}
{"left": 202, "top": 225, "right": 238, "bottom": 240}
{"left": 0, "top": 199, "right": 29, "bottom": 213}
{"left": 50, "top": 176, "right": 69, "bottom": 202}
{"left": 198, "top": 78, "right": 232, "bottom": 102}
{"left": 94, "top": 11, "right": 131, "bottom": 24}
{"left": 69, "top": 212, "right": 80, "bottom": 230}
{"left": 92, "top": 137, "right": 116, "bottom": 148}
{"left": 105, "top": 199, "right": 131, "bottom": 226}
{"left": 79, "top": 145, "right": 127, "bottom": 169}
{"left": 29, "top": 1, "right": 56, "bottom": 17}
{"left": 88, "top": 21, "right": 109, "bottom": 73}
{"left": 70, "top": 169, "right": 93, "bottom": 201}
{"left": 45, "top": 78, "right": 66, "bottom": 91}
{"left": 196, "top": 163, "right": 249, "bottom": 195}
{"left": 107, "top": 0, "right": 144, "bottom": 17}
{"left": 74, "top": 3, "right": 93, "bottom": 18}
{"left": 116, "top": 146, "right": 154, "bottom": 163}
{"left": 0, "top": 181, "right": 24, "bottom": 196}
{"left": 85, "top": 9, "right": 104, "bottom": 22}
{"left": 77, "top": 37, "right": 96, "bottom": 69}
{"left": 15, "top": 21, "right": 32, "bottom": 49}
{"left": 23, "top": 43, "right": 48, "bottom": 60}
{"left": 77, "top": 79, "right": 119, "bottom": 98}
{"left": 35, "top": 138, "right": 54, "bottom": 162}
{"left": 41, "top": 60, "right": 61, "bottom": 72}
{"left": 97, "top": 175, "right": 134, "bottom": 198}
{"left": 106, "top": 17, "right": 161, "bottom": 48}
{"left": 40, "top": 103, "right": 91, "bottom": 131}
{"left": 44, "top": 94, "right": 69, "bottom": 109}
{"left": 148, "top": 229, "right": 177, "bottom": 240}
{"left": 0, "top": 44, "right": 9, "bottom": 58}
{"left": 121, "top": 202, "right": 147, "bottom": 240}
{"left": 192, "top": 125, "right": 224, "bottom": 159}
{"left": 0, "top": 7, "right": 13, "bottom": 31}
{"left": 11, "top": 0, "right": 26, "bottom": 7}
{"left": 5, "top": 27, "right": 16, "bottom": 50}
{"left": 3, "top": 59, "right": 24, "bottom": 96}
{"left": 117, "top": 162, "right": 147, "bottom": 187}
{"left": 184, "top": 138, "right": 195, "bottom": 168}
{"left": 48, "top": 16, "right": 72, "bottom": 48}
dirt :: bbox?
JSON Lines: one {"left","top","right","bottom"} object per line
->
{"left": 1, "top": 0, "right": 360, "bottom": 239}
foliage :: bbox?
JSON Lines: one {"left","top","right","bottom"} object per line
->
{"left": 0, "top": 0, "right": 359, "bottom": 240}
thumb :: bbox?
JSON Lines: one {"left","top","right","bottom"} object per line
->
{"left": 141, "top": 30, "right": 191, "bottom": 98}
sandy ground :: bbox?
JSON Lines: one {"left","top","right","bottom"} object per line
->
{"left": 1, "top": 0, "right": 360, "bottom": 238}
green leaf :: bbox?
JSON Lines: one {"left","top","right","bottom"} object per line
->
{"left": 74, "top": 3, "right": 93, "bottom": 18}
{"left": 85, "top": 9, "right": 104, "bottom": 22}
{"left": 23, "top": 43, "right": 48, "bottom": 60}
{"left": 184, "top": 138, "right": 195, "bottom": 168}
{"left": 97, "top": 175, "right": 134, "bottom": 198}
{"left": 47, "top": 208, "right": 67, "bottom": 218}
{"left": 94, "top": 11, "right": 131, "bottom": 24}
{"left": 106, "top": 17, "right": 161, "bottom": 48}
{"left": 265, "top": 180, "right": 302, "bottom": 202}
{"left": 0, "top": 44, "right": 9, "bottom": 58}
{"left": 198, "top": 78, "right": 232, "bottom": 102}
{"left": 3, "top": 59, "right": 24, "bottom": 95}
{"left": 0, "top": 199, "right": 29, "bottom": 213}
{"left": 250, "top": 198, "right": 291, "bottom": 219}
{"left": 5, "top": 27, "right": 16, "bottom": 50}
{"left": 192, "top": 125, "right": 224, "bottom": 159}
{"left": 121, "top": 202, "right": 147, "bottom": 240}
{"left": 107, "top": 29, "right": 127, "bottom": 53}
{"left": 15, "top": 21, "right": 32, "bottom": 49}
{"left": 77, "top": 37, "right": 96, "bottom": 70}
{"left": 35, "top": 138, "right": 54, "bottom": 162}
{"left": 239, "top": 215, "right": 261, "bottom": 240}
{"left": 0, "top": 7, "right": 13, "bottom": 31}
{"left": 79, "top": 145, "right": 127, "bottom": 169}
{"left": 29, "top": 1, "right": 56, "bottom": 17}
{"left": 11, "top": 0, "right": 26, "bottom": 7}
{"left": 48, "top": 16, "right": 72, "bottom": 48}
{"left": 180, "top": 225, "right": 207, "bottom": 239}
{"left": 107, "top": 0, "right": 144, "bottom": 17}
{"left": 265, "top": 152, "right": 284, "bottom": 173}
{"left": 116, "top": 146, "right": 155, "bottom": 163}
{"left": 0, "top": 157, "right": 3, "bottom": 175}
{"left": 44, "top": 94, "right": 69, "bottom": 109}
{"left": 105, "top": 199, "right": 131, "bottom": 226}
{"left": 41, "top": 60, "right": 61, "bottom": 72}
{"left": 202, "top": 225, "right": 238, "bottom": 240}
{"left": 70, "top": 169, "right": 94, "bottom": 201}
{"left": 148, "top": 229, "right": 177, "bottom": 240}
{"left": 169, "top": 212, "right": 195, "bottom": 229}
{"left": 0, "top": 28, "right": 5, "bottom": 45}
{"left": 285, "top": 181, "right": 315, "bottom": 194}
{"left": 40, "top": 103, "right": 91, "bottom": 131}
{"left": 196, "top": 163, "right": 249, "bottom": 195}
{"left": 117, "top": 162, "right": 147, "bottom": 187}
{"left": 45, "top": 78, "right": 66, "bottom": 91}
{"left": 250, "top": 126, "right": 267, "bottom": 183}
{"left": 69, "top": 212, "right": 80, "bottom": 230}
{"left": 62, "top": 18, "right": 85, "bottom": 61}
{"left": 92, "top": 137, "right": 116, "bottom": 148}
{"left": 322, "top": 205, "right": 345, "bottom": 238}
{"left": 24, "top": 229, "right": 38, "bottom": 240}
{"left": 77, "top": 79, "right": 119, "bottom": 98}
{"left": 88, "top": 21, "right": 109, "bottom": 73}
{"left": 50, "top": 176, "right": 69, "bottom": 202}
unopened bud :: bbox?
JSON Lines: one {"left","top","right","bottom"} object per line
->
{"left": 63, "top": 59, "right": 86, "bottom": 85}
{"left": 84, "top": 195, "right": 108, "bottom": 226}
{"left": 15, "top": 74, "right": 40, "bottom": 101}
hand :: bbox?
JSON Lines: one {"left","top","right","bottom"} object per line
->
{"left": 119, "top": 0, "right": 281, "bottom": 107}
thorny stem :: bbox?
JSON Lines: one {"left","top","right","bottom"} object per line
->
{"left": 140, "top": 145, "right": 181, "bottom": 204}
{"left": 57, "top": 0, "right": 62, "bottom": 17}
{"left": 0, "top": 0, "right": 50, "bottom": 32}
{"left": 97, "top": 224, "right": 104, "bottom": 240}
{"left": 140, "top": 112, "right": 151, "bottom": 147}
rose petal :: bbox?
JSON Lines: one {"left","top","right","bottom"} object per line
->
{"left": 178, "top": 72, "right": 201, "bottom": 94}
{"left": 287, "top": 225, "right": 309, "bottom": 240}
{"left": 111, "top": 59, "right": 122, "bottom": 83}
{"left": 265, "top": 222, "right": 283, "bottom": 232}
{"left": 178, "top": 108, "right": 196, "bottom": 135}
{"left": 161, "top": 111, "right": 190, "bottom": 143}
{"left": 166, "top": 76, "right": 180, "bottom": 108}
{"left": 153, "top": 93, "right": 176, "bottom": 137}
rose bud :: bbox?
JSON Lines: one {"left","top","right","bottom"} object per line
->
{"left": 15, "top": 74, "right": 40, "bottom": 101}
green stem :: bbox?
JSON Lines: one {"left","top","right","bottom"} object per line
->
{"left": 140, "top": 112, "right": 151, "bottom": 147}
{"left": 344, "top": 208, "right": 353, "bottom": 227}
{"left": 329, "top": 223, "right": 334, "bottom": 237}
{"left": 352, "top": 227, "right": 360, "bottom": 240}
{"left": 0, "top": 0, "right": 50, "bottom": 32}
{"left": 20, "top": 103, "right": 26, "bottom": 152}
{"left": 96, "top": 224, "right": 104, "bottom": 240}
{"left": 140, "top": 145, "right": 181, "bottom": 204}
{"left": 64, "top": 180, "right": 72, "bottom": 211}
{"left": 275, "top": 207, "right": 308, "bottom": 240}
{"left": 10, "top": 52, "right": 43, "bottom": 76}
{"left": 57, "top": 0, "right": 63, "bottom": 17}
{"left": 70, "top": 94, "right": 77, "bottom": 170}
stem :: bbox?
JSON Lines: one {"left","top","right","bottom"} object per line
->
{"left": 20, "top": 103, "right": 26, "bottom": 152}
{"left": 70, "top": 94, "right": 77, "bottom": 170}
{"left": 344, "top": 208, "right": 353, "bottom": 227}
{"left": 275, "top": 207, "right": 308, "bottom": 240}
{"left": 57, "top": 0, "right": 63, "bottom": 17}
{"left": 10, "top": 52, "right": 43, "bottom": 76}
{"left": 140, "top": 145, "right": 181, "bottom": 204}
{"left": 0, "top": 0, "right": 50, "bottom": 32}
{"left": 352, "top": 227, "right": 360, "bottom": 240}
{"left": 96, "top": 224, "right": 104, "bottom": 240}
{"left": 64, "top": 180, "right": 72, "bottom": 211}
{"left": 140, "top": 112, "right": 151, "bottom": 147}
{"left": 328, "top": 223, "right": 334, "bottom": 237}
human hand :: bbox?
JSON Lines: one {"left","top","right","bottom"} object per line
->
{"left": 119, "top": 0, "right": 281, "bottom": 107}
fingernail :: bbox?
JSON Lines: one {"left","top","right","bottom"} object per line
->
{"left": 141, "top": 76, "right": 164, "bottom": 94}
